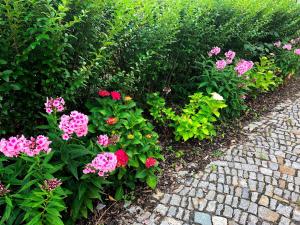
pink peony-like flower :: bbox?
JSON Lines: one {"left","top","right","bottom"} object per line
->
{"left": 294, "top": 49, "right": 300, "bottom": 55}
{"left": 59, "top": 111, "right": 89, "bottom": 140}
{"left": 208, "top": 46, "right": 221, "bottom": 57}
{"left": 0, "top": 135, "right": 51, "bottom": 157}
{"left": 83, "top": 152, "right": 117, "bottom": 176}
{"left": 215, "top": 59, "right": 227, "bottom": 70}
{"left": 111, "top": 91, "right": 121, "bottom": 100}
{"left": 274, "top": 41, "right": 281, "bottom": 48}
{"left": 234, "top": 59, "right": 254, "bottom": 76}
{"left": 115, "top": 149, "right": 129, "bottom": 167}
{"left": 283, "top": 44, "right": 292, "bottom": 51}
{"left": 98, "top": 90, "right": 110, "bottom": 97}
{"left": 97, "top": 135, "right": 109, "bottom": 147}
{"left": 225, "top": 50, "right": 236, "bottom": 64}
{"left": 145, "top": 157, "right": 157, "bottom": 168}
{"left": 45, "top": 97, "right": 65, "bottom": 114}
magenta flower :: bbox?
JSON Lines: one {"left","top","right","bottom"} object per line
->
{"left": 234, "top": 60, "right": 254, "bottom": 76}
{"left": 83, "top": 152, "right": 117, "bottom": 176}
{"left": 45, "top": 97, "right": 65, "bottom": 114}
{"left": 283, "top": 44, "right": 292, "bottom": 51}
{"left": 59, "top": 111, "right": 89, "bottom": 140}
{"left": 97, "top": 135, "right": 109, "bottom": 147}
{"left": 225, "top": 50, "right": 236, "bottom": 64}
{"left": 208, "top": 46, "right": 221, "bottom": 57}
{"left": 215, "top": 60, "right": 227, "bottom": 70}
{"left": 294, "top": 49, "right": 300, "bottom": 55}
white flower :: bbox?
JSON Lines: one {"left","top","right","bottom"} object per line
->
{"left": 211, "top": 92, "right": 224, "bottom": 101}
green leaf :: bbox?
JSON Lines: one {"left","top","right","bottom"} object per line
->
{"left": 135, "top": 169, "right": 147, "bottom": 179}
{"left": 114, "top": 186, "right": 124, "bottom": 201}
{"left": 146, "top": 175, "right": 157, "bottom": 189}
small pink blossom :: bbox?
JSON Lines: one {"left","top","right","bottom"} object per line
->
{"left": 45, "top": 97, "right": 65, "bottom": 114}
{"left": 294, "top": 49, "right": 300, "bottom": 55}
{"left": 215, "top": 60, "right": 227, "bottom": 70}
{"left": 234, "top": 60, "right": 254, "bottom": 76}
{"left": 225, "top": 50, "right": 236, "bottom": 64}
{"left": 42, "top": 178, "right": 62, "bottom": 192}
{"left": 97, "top": 135, "right": 109, "bottom": 147}
{"left": 208, "top": 46, "right": 221, "bottom": 57}
{"left": 83, "top": 152, "right": 117, "bottom": 176}
{"left": 283, "top": 44, "right": 292, "bottom": 51}
{"left": 59, "top": 111, "right": 89, "bottom": 140}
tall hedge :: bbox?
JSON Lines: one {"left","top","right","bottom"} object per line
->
{"left": 1, "top": 0, "right": 300, "bottom": 134}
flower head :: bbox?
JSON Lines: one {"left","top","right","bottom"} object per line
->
{"left": 225, "top": 50, "right": 236, "bottom": 64}
{"left": 208, "top": 47, "right": 221, "bottom": 57}
{"left": 283, "top": 44, "right": 292, "bottom": 51}
{"left": 215, "top": 59, "right": 227, "bottom": 70}
{"left": 115, "top": 149, "right": 129, "bottom": 167}
{"left": 124, "top": 96, "right": 132, "bottom": 101}
{"left": 83, "top": 152, "right": 117, "bottom": 176}
{"left": 234, "top": 60, "right": 254, "bottom": 76}
{"left": 97, "top": 135, "right": 109, "bottom": 147}
{"left": 109, "top": 134, "right": 120, "bottom": 145}
{"left": 294, "top": 49, "right": 300, "bottom": 55}
{"left": 111, "top": 91, "right": 121, "bottom": 100}
{"left": 59, "top": 111, "right": 89, "bottom": 140}
{"left": 42, "top": 178, "right": 62, "bottom": 192}
{"left": 211, "top": 92, "right": 224, "bottom": 101}
{"left": 145, "top": 157, "right": 157, "bottom": 168}
{"left": 98, "top": 90, "right": 110, "bottom": 97}
{"left": 45, "top": 97, "right": 65, "bottom": 114}
{"left": 106, "top": 117, "right": 118, "bottom": 125}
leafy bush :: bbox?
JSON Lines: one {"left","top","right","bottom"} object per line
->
{"left": 248, "top": 56, "right": 283, "bottom": 94}
{"left": 0, "top": 91, "right": 162, "bottom": 224}
{"left": 1, "top": 0, "right": 300, "bottom": 135}
{"left": 147, "top": 92, "right": 226, "bottom": 141}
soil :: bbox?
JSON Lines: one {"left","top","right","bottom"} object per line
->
{"left": 82, "top": 75, "right": 300, "bottom": 225}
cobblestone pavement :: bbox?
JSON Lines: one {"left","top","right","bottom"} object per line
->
{"left": 119, "top": 93, "right": 300, "bottom": 225}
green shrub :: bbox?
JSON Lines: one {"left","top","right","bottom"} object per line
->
{"left": 0, "top": 91, "right": 162, "bottom": 224}
{"left": 147, "top": 92, "right": 226, "bottom": 141}
{"left": 248, "top": 56, "right": 283, "bottom": 94}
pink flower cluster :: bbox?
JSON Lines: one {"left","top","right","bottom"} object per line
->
{"left": 234, "top": 60, "right": 254, "bottom": 76}
{"left": 59, "top": 111, "right": 89, "bottom": 140}
{"left": 208, "top": 46, "right": 221, "bottom": 57}
{"left": 282, "top": 44, "right": 292, "bottom": 51}
{"left": 295, "top": 49, "right": 300, "bottom": 56}
{"left": 214, "top": 50, "right": 236, "bottom": 70}
{"left": 97, "top": 134, "right": 109, "bottom": 147}
{"left": 45, "top": 97, "right": 65, "bottom": 114}
{"left": 225, "top": 50, "right": 236, "bottom": 64}
{"left": 83, "top": 152, "right": 117, "bottom": 176}
{"left": 215, "top": 60, "right": 227, "bottom": 70}
{"left": 0, "top": 135, "right": 51, "bottom": 157}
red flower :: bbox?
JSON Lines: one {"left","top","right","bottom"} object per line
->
{"left": 98, "top": 90, "right": 110, "bottom": 97}
{"left": 106, "top": 117, "right": 118, "bottom": 125}
{"left": 111, "top": 91, "right": 121, "bottom": 100}
{"left": 145, "top": 157, "right": 157, "bottom": 168}
{"left": 115, "top": 149, "right": 129, "bottom": 167}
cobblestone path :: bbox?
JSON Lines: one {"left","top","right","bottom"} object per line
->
{"left": 120, "top": 93, "right": 300, "bottom": 225}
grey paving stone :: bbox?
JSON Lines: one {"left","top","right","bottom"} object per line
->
{"left": 194, "top": 212, "right": 212, "bottom": 225}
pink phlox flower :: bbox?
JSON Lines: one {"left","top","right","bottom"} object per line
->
{"left": 83, "top": 152, "right": 117, "bottom": 176}
{"left": 97, "top": 135, "right": 109, "bottom": 147}
{"left": 45, "top": 97, "right": 65, "bottom": 114}
{"left": 294, "top": 49, "right": 300, "bottom": 55}
{"left": 274, "top": 41, "right": 281, "bottom": 48}
{"left": 208, "top": 46, "right": 221, "bottom": 57}
{"left": 215, "top": 59, "right": 227, "bottom": 70}
{"left": 282, "top": 44, "right": 292, "bottom": 51}
{"left": 59, "top": 111, "right": 88, "bottom": 140}
{"left": 225, "top": 50, "right": 236, "bottom": 64}
{"left": 234, "top": 60, "right": 254, "bottom": 76}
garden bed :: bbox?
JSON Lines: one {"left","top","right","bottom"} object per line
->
{"left": 87, "top": 75, "right": 300, "bottom": 225}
